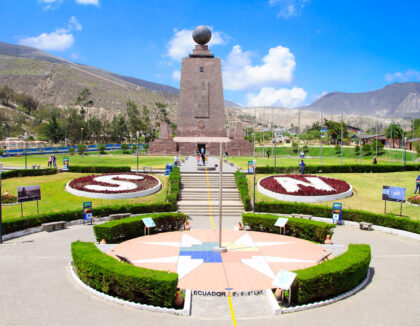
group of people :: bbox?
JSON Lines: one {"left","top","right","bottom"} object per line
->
{"left": 196, "top": 147, "right": 206, "bottom": 166}
{"left": 47, "top": 155, "right": 57, "bottom": 168}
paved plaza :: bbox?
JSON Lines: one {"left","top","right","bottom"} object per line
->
{"left": 0, "top": 222, "right": 419, "bottom": 325}
{"left": 109, "top": 230, "right": 328, "bottom": 291}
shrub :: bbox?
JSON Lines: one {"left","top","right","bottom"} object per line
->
{"left": 255, "top": 201, "right": 420, "bottom": 234}
{"left": 167, "top": 166, "right": 180, "bottom": 210}
{"left": 234, "top": 171, "right": 251, "bottom": 211}
{"left": 291, "top": 244, "right": 371, "bottom": 304}
{"left": 2, "top": 202, "right": 173, "bottom": 235}
{"left": 302, "top": 145, "right": 309, "bottom": 153}
{"left": 354, "top": 145, "right": 360, "bottom": 155}
{"left": 121, "top": 143, "right": 129, "bottom": 151}
{"left": 256, "top": 163, "right": 420, "bottom": 174}
{"left": 93, "top": 212, "right": 187, "bottom": 243}
{"left": 98, "top": 144, "right": 106, "bottom": 154}
{"left": 2, "top": 168, "right": 57, "bottom": 180}
{"left": 72, "top": 241, "right": 178, "bottom": 307}
{"left": 242, "top": 213, "right": 335, "bottom": 243}
{"left": 292, "top": 142, "right": 298, "bottom": 153}
{"left": 67, "top": 165, "right": 131, "bottom": 173}
{"left": 0, "top": 148, "right": 3, "bottom": 156}
{"left": 68, "top": 147, "right": 75, "bottom": 155}
{"left": 1, "top": 194, "right": 17, "bottom": 204}
{"left": 362, "top": 143, "right": 371, "bottom": 156}
{"left": 335, "top": 143, "right": 340, "bottom": 153}
{"left": 78, "top": 144, "right": 86, "bottom": 156}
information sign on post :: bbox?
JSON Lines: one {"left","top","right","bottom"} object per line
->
{"left": 332, "top": 202, "right": 342, "bottom": 225}
{"left": 17, "top": 185, "right": 41, "bottom": 216}
{"left": 382, "top": 185, "right": 405, "bottom": 216}
{"left": 142, "top": 217, "right": 156, "bottom": 235}
{"left": 275, "top": 217, "right": 288, "bottom": 234}
{"left": 83, "top": 201, "right": 93, "bottom": 225}
{"left": 62, "top": 157, "right": 69, "bottom": 171}
{"left": 272, "top": 270, "right": 297, "bottom": 305}
{"left": 248, "top": 161, "right": 254, "bottom": 174}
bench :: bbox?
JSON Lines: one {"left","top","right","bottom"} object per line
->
{"left": 32, "top": 165, "right": 40, "bottom": 169}
{"left": 142, "top": 166, "right": 152, "bottom": 172}
{"left": 115, "top": 254, "right": 134, "bottom": 265}
{"left": 359, "top": 222, "right": 373, "bottom": 231}
{"left": 42, "top": 221, "right": 66, "bottom": 232}
{"left": 316, "top": 251, "right": 333, "bottom": 263}
{"left": 109, "top": 213, "right": 131, "bottom": 220}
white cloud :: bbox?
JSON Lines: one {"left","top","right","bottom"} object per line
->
{"left": 223, "top": 45, "right": 295, "bottom": 90}
{"left": 75, "top": 0, "right": 99, "bottom": 5}
{"left": 269, "top": 0, "right": 309, "bottom": 19}
{"left": 39, "top": 0, "right": 63, "bottom": 10}
{"left": 246, "top": 87, "right": 307, "bottom": 108}
{"left": 18, "top": 17, "right": 82, "bottom": 51}
{"left": 172, "top": 70, "right": 181, "bottom": 81}
{"left": 384, "top": 69, "right": 420, "bottom": 82}
{"left": 166, "top": 28, "right": 226, "bottom": 61}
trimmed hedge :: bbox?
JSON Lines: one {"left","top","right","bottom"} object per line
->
{"left": 3, "top": 203, "right": 173, "bottom": 235}
{"left": 72, "top": 241, "right": 178, "bottom": 307}
{"left": 255, "top": 201, "right": 420, "bottom": 235}
{"left": 2, "top": 168, "right": 58, "bottom": 179}
{"left": 256, "top": 163, "right": 420, "bottom": 174}
{"left": 93, "top": 212, "right": 187, "bottom": 243}
{"left": 167, "top": 166, "right": 180, "bottom": 210}
{"left": 68, "top": 165, "right": 131, "bottom": 173}
{"left": 235, "top": 171, "right": 251, "bottom": 211}
{"left": 242, "top": 213, "right": 335, "bottom": 243}
{"left": 291, "top": 244, "right": 371, "bottom": 304}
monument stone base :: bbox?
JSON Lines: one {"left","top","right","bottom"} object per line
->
{"left": 149, "top": 139, "right": 177, "bottom": 155}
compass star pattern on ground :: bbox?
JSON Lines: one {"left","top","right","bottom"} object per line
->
{"left": 110, "top": 230, "right": 329, "bottom": 291}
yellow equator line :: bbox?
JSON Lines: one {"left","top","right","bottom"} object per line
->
{"left": 227, "top": 291, "right": 237, "bottom": 326}
{"left": 205, "top": 166, "right": 215, "bottom": 230}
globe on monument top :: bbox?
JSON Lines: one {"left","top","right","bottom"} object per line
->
{"left": 192, "top": 25, "right": 212, "bottom": 45}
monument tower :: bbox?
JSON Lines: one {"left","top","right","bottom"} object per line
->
{"left": 150, "top": 25, "right": 253, "bottom": 155}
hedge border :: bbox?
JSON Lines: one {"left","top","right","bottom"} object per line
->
{"left": 2, "top": 168, "right": 58, "bottom": 179}
{"left": 93, "top": 212, "right": 187, "bottom": 243}
{"left": 71, "top": 241, "right": 178, "bottom": 308}
{"left": 2, "top": 168, "right": 181, "bottom": 235}
{"left": 255, "top": 201, "right": 420, "bottom": 235}
{"left": 234, "top": 170, "right": 251, "bottom": 211}
{"left": 242, "top": 213, "right": 335, "bottom": 243}
{"left": 291, "top": 244, "right": 371, "bottom": 304}
{"left": 256, "top": 163, "right": 420, "bottom": 174}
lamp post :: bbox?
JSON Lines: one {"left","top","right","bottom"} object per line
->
{"left": 253, "top": 159, "right": 256, "bottom": 213}
{"left": 24, "top": 132, "right": 28, "bottom": 170}
{"left": 404, "top": 136, "right": 407, "bottom": 170}
{"left": 136, "top": 130, "right": 140, "bottom": 173}
{"left": 0, "top": 162, "right": 3, "bottom": 244}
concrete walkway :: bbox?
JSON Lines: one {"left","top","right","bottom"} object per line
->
{"left": 1, "top": 223, "right": 419, "bottom": 325}
{"left": 180, "top": 156, "right": 237, "bottom": 174}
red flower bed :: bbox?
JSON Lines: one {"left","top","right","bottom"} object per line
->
{"left": 408, "top": 195, "right": 420, "bottom": 205}
{"left": 68, "top": 173, "right": 159, "bottom": 194}
{"left": 259, "top": 174, "right": 350, "bottom": 196}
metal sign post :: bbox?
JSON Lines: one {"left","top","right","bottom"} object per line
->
{"left": 214, "top": 142, "right": 227, "bottom": 252}
{"left": 272, "top": 270, "right": 297, "bottom": 306}
{"left": 275, "top": 217, "right": 288, "bottom": 234}
{"left": 253, "top": 159, "right": 257, "bottom": 213}
{"left": 142, "top": 217, "right": 156, "bottom": 235}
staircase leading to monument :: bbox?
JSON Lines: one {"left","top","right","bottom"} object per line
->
{"left": 178, "top": 156, "right": 244, "bottom": 226}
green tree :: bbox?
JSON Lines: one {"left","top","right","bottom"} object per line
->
{"left": 0, "top": 86, "right": 15, "bottom": 106}
{"left": 78, "top": 143, "right": 86, "bottom": 156}
{"left": 362, "top": 143, "right": 371, "bottom": 156}
{"left": 324, "top": 119, "right": 348, "bottom": 144}
{"left": 385, "top": 123, "right": 403, "bottom": 140}
{"left": 46, "top": 111, "right": 64, "bottom": 144}
{"left": 98, "top": 144, "right": 106, "bottom": 154}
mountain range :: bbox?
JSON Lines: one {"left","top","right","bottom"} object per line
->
{"left": 301, "top": 82, "right": 420, "bottom": 118}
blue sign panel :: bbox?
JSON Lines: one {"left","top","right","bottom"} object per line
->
{"left": 382, "top": 186, "right": 406, "bottom": 203}
{"left": 83, "top": 202, "right": 93, "bottom": 225}
{"left": 248, "top": 161, "right": 254, "bottom": 173}
{"left": 142, "top": 217, "right": 156, "bottom": 228}
{"left": 272, "top": 270, "right": 297, "bottom": 289}
{"left": 332, "top": 202, "right": 342, "bottom": 224}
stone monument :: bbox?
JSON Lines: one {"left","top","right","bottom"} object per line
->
{"left": 150, "top": 25, "right": 254, "bottom": 156}
{"left": 149, "top": 121, "right": 177, "bottom": 155}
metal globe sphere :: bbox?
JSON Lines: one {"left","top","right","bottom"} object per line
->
{"left": 192, "top": 25, "right": 212, "bottom": 45}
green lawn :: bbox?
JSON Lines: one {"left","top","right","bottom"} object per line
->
{"left": 0, "top": 154, "right": 178, "bottom": 169}
{"left": 1, "top": 173, "right": 168, "bottom": 221}
{"left": 247, "top": 171, "right": 420, "bottom": 221}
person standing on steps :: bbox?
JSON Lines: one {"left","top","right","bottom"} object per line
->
{"left": 415, "top": 175, "right": 420, "bottom": 194}
{"left": 299, "top": 159, "right": 305, "bottom": 175}
{"left": 201, "top": 147, "right": 206, "bottom": 166}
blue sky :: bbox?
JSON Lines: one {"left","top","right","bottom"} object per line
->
{"left": 1, "top": 0, "right": 419, "bottom": 107}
